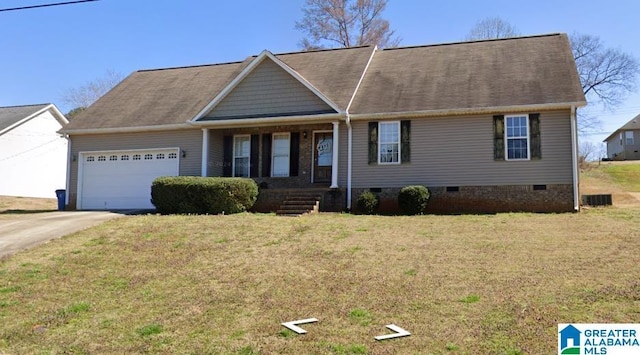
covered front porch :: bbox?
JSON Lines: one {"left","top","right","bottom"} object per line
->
{"left": 198, "top": 122, "right": 345, "bottom": 212}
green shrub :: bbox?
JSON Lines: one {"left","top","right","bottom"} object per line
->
{"left": 151, "top": 176, "right": 258, "bottom": 215}
{"left": 398, "top": 185, "right": 430, "bottom": 215}
{"left": 357, "top": 191, "right": 380, "bottom": 215}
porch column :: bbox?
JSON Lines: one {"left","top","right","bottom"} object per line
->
{"left": 201, "top": 128, "right": 209, "bottom": 177}
{"left": 331, "top": 121, "right": 339, "bottom": 188}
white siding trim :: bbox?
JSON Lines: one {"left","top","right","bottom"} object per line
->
{"left": 504, "top": 114, "right": 531, "bottom": 161}
{"left": 1, "top": 104, "right": 68, "bottom": 135}
{"left": 571, "top": 106, "right": 580, "bottom": 211}
{"left": 201, "top": 128, "right": 209, "bottom": 176}
{"left": 189, "top": 113, "right": 344, "bottom": 128}
{"left": 331, "top": 122, "right": 339, "bottom": 188}
{"left": 348, "top": 102, "right": 586, "bottom": 121}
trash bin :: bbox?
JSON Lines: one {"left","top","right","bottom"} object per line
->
{"left": 55, "top": 189, "right": 66, "bottom": 211}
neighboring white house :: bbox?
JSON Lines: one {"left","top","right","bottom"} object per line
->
{"left": 0, "top": 104, "right": 69, "bottom": 198}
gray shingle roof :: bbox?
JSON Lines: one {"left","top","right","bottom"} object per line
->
{"left": 351, "top": 33, "right": 585, "bottom": 114}
{"left": 603, "top": 113, "right": 640, "bottom": 142}
{"left": 64, "top": 33, "right": 585, "bottom": 132}
{"left": 0, "top": 104, "right": 51, "bottom": 132}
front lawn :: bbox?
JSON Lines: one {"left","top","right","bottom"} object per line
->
{"left": 1, "top": 210, "right": 639, "bottom": 354}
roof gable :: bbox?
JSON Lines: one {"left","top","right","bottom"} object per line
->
{"left": 0, "top": 104, "right": 67, "bottom": 135}
{"left": 194, "top": 51, "right": 339, "bottom": 121}
{"left": 604, "top": 113, "right": 640, "bottom": 142}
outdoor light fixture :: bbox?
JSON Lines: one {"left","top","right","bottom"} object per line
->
{"left": 181, "top": 150, "right": 186, "bottom": 158}
{"left": 303, "top": 131, "right": 308, "bottom": 139}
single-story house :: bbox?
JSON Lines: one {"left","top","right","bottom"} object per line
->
{"left": 603, "top": 114, "right": 640, "bottom": 160}
{"left": 0, "top": 104, "right": 68, "bottom": 198}
{"left": 60, "top": 33, "right": 586, "bottom": 213}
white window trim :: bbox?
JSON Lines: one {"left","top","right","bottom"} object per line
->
{"left": 504, "top": 114, "right": 531, "bottom": 161}
{"left": 625, "top": 131, "right": 634, "bottom": 145}
{"left": 378, "top": 121, "right": 401, "bottom": 165}
{"left": 232, "top": 134, "right": 251, "bottom": 177}
{"left": 271, "top": 132, "right": 291, "bottom": 177}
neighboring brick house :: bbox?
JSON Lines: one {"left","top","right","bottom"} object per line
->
{"left": 604, "top": 114, "right": 640, "bottom": 160}
{"left": 0, "top": 104, "right": 68, "bottom": 198}
{"left": 60, "top": 33, "right": 586, "bottom": 213}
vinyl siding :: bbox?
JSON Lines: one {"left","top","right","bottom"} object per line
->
{"left": 623, "top": 130, "right": 640, "bottom": 160}
{"left": 606, "top": 135, "right": 623, "bottom": 159}
{"left": 0, "top": 110, "right": 67, "bottom": 198}
{"left": 350, "top": 110, "right": 573, "bottom": 187}
{"left": 207, "top": 129, "right": 225, "bottom": 176}
{"left": 204, "top": 59, "right": 334, "bottom": 119}
{"left": 69, "top": 130, "right": 202, "bottom": 203}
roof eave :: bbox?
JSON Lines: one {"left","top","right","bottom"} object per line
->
{"left": 60, "top": 123, "right": 193, "bottom": 135}
{"left": 348, "top": 102, "right": 587, "bottom": 120}
{"left": 0, "top": 103, "right": 68, "bottom": 135}
{"left": 189, "top": 113, "right": 345, "bottom": 129}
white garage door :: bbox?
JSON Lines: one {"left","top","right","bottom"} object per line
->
{"left": 79, "top": 148, "right": 179, "bottom": 210}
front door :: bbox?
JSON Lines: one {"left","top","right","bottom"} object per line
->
{"left": 314, "top": 132, "right": 332, "bottom": 183}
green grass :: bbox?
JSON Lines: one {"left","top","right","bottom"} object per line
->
{"left": 1, "top": 210, "right": 640, "bottom": 354}
{"left": 459, "top": 294, "right": 480, "bottom": 303}
{"left": 601, "top": 163, "right": 640, "bottom": 191}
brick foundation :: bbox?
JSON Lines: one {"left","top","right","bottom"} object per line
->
{"left": 352, "top": 184, "right": 575, "bottom": 214}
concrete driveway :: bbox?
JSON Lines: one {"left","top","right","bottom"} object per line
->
{"left": 0, "top": 211, "right": 125, "bottom": 260}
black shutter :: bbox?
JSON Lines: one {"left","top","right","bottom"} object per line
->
{"left": 223, "top": 135, "right": 233, "bottom": 177}
{"left": 290, "top": 132, "right": 300, "bottom": 177}
{"left": 250, "top": 134, "right": 259, "bottom": 177}
{"left": 493, "top": 115, "right": 505, "bottom": 161}
{"left": 401, "top": 120, "right": 411, "bottom": 163}
{"left": 529, "top": 113, "right": 541, "bottom": 160}
{"left": 368, "top": 122, "right": 378, "bottom": 164}
{"left": 261, "top": 133, "right": 271, "bottom": 177}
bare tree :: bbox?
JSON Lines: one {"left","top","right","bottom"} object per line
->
{"left": 61, "top": 70, "right": 123, "bottom": 118}
{"left": 465, "top": 18, "right": 640, "bottom": 135}
{"left": 571, "top": 33, "right": 639, "bottom": 108}
{"left": 295, "top": 0, "right": 400, "bottom": 50}
{"left": 579, "top": 140, "right": 604, "bottom": 163}
{"left": 465, "top": 16, "right": 520, "bottom": 41}
{"left": 570, "top": 33, "right": 640, "bottom": 134}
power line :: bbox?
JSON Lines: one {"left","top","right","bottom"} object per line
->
{"left": 0, "top": 0, "right": 99, "bottom": 12}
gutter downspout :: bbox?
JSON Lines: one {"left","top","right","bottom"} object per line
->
{"left": 344, "top": 46, "right": 378, "bottom": 210}
{"left": 346, "top": 118, "right": 352, "bottom": 210}
{"left": 570, "top": 106, "right": 580, "bottom": 211}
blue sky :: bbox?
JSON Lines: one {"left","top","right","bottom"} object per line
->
{"left": 1, "top": 0, "right": 639, "bottom": 145}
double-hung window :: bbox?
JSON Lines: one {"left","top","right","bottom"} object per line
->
{"left": 379, "top": 121, "right": 400, "bottom": 164}
{"left": 272, "top": 133, "right": 290, "bottom": 177}
{"left": 505, "top": 115, "right": 530, "bottom": 160}
{"left": 626, "top": 131, "right": 634, "bottom": 145}
{"left": 233, "top": 135, "right": 250, "bottom": 177}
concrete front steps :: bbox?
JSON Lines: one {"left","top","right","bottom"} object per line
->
{"left": 276, "top": 193, "right": 321, "bottom": 216}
